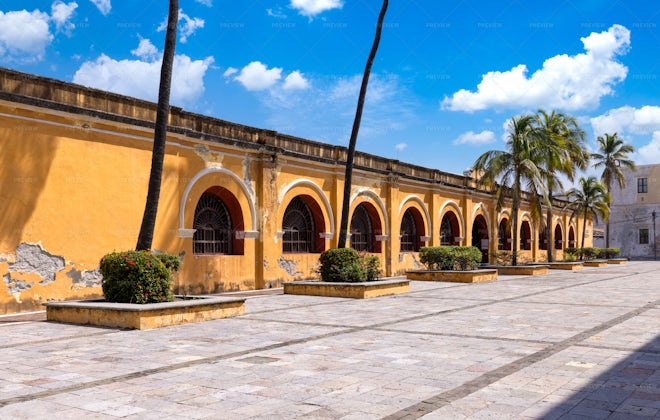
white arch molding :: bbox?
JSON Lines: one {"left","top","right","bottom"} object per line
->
{"left": 438, "top": 200, "right": 466, "bottom": 239}
{"left": 398, "top": 195, "right": 432, "bottom": 237}
{"left": 179, "top": 167, "right": 258, "bottom": 238}
{"left": 350, "top": 189, "right": 390, "bottom": 236}
{"left": 471, "top": 202, "right": 491, "bottom": 235}
{"left": 278, "top": 179, "right": 335, "bottom": 237}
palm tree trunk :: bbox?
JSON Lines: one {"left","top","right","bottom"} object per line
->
{"left": 511, "top": 202, "right": 519, "bottom": 266}
{"left": 580, "top": 209, "right": 588, "bottom": 260}
{"left": 605, "top": 179, "right": 611, "bottom": 248}
{"left": 337, "top": 0, "right": 388, "bottom": 249}
{"left": 546, "top": 192, "right": 554, "bottom": 262}
{"left": 136, "top": 0, "right": 178, "bottom": 251}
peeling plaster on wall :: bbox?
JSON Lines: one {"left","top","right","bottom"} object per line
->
{"left": 242, "top": 157, "right": 255, "bottom": 199}
{"left": 9, "top": 243, "right": 65, "bottom": 285}
{"left": 263, "top": 258, "right": 269, "bottom": 270}
{"left": 277, "top": 256, "right": 302, "bottom": 277}
{"left": 67, "top": 268, "right": 102, "bottom": 288}
{"left": 194, "top": 144, "right": 224, "bottom": 167}
{"left": 3, "top": 273, "right": 33, "bottom": 295}
{"left": 0, "top": 253, "right": 15, "bottom": 263}
{"left": 412, "top": 254, "right": 422, "bottom": 269}
{"left": 398, "top": 253, "right": 405, "bottom": 263}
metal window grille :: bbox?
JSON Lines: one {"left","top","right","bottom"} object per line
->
{"left": 350, "top": 205, "right": 373, "bottom": 252}
{"left": 400, "top": 209, "right": 417, "bottom": 252}
{"left": 193, "top": 193, "right": 233, "bottom": 255}
{"left": 282, "top": 197, "right": 315, "bottom": 253}
{"left": 640, "top": 228, "right": 649, "bottom": 244}
{"left": 440, "top": 214, "right": 453, "bottom": 245}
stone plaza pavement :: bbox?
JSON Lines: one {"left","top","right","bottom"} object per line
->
{"left": 0, "top": 262, "right": 658, "bottom": 419}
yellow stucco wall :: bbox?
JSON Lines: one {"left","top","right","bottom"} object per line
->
{"left": 0, "top": 69, "right": 593, "bottom": 314}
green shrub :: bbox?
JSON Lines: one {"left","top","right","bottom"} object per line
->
{"left": 362, "top": 255, "right": 381, "bottom": 281}
{"left": 565, "top": 247, "right": 578, "bottom": 256}
{"left": 420, "top": 246, "right": 482, "bottom": 271}
{"left": 581, "top": 247, "right": 599, "bottom": 260}
{"left": 100, "top": 250, "right": 178, "bottom": 304}
{"left": 318, "top": 248, "right": 380, "bottom": 282}
{"left": 601, "top": 248, "right": 620, "bottom": 259}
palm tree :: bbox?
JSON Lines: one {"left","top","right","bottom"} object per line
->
{"left": 565, "top": 177, "right": 610, "bottom": 258}
{"left": 337, "top": 0, "right": 388, "bottom": 248}
{"left": 534, "top": 110, "right": 589, "bottom": 261}
{"left": 591, "top": 133, "right": 635, "bottom": 248}
{"left": 136, "top": 0, "right": 178, "bottom": 251}
{"left": 472, "top": 115, "right": 548, "bottom": 266}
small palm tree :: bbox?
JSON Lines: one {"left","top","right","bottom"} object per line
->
{"left": 136, "top": 0, "right": 178, "bottom": 251}
{"left": 591, "top": 133, "right": 635, "bottom": 248}
{"left": 534, "top": 110, "right": 589, "bottom": 262}
{"left": 565, "top": 177, "right": 610, "bottom": 258}
{"left": 473, "top": 115, "right": 548, "bottom": 266}
{"left": 337, "top": 0, "right": 388, "bottom": 248}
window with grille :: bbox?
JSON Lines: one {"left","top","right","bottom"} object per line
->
{"left": 520, "top": 222, "right": 531, "bottom": 250}
{"left": 440, "top": 214, "right": 454, "bottom": 245}
{"left": 498, "top": 219, "right": 510, "bottom": 250}
{"left": 640, "top": 228, "right": 649, "bottom": 244}
{"left": 193, "top": 193, "right": 233, "bottom": 255}
{"left": 350, "top": 204, "right": 373, "bottom": 252}
{"left": 400, "top": 209, "right": 417, "bottom": 252}
{"left": 282, "top": 197, "right": 315, "bottom": 253}
{"left": 554, "top": 225, "right": 563, "bottom": 250}
{"left": 638, "top": 178, "right": 648, "bottom": 193}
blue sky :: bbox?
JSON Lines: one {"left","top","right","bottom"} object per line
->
{"left": 1, "top": 0, "right": 659, "bottom": 180}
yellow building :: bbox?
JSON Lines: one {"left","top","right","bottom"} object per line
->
{"left": 0, "top": 68, "right": 591, "bottom": 314}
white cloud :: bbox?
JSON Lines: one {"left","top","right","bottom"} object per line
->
{"left": 395, "top": 143, "right": 407, "bottom": 152}
{"left": 234, "top": 61, "right": 282, "bottom": 91}
{"left": 283, "top": 71, "right": 310, "bottom": 90}
{"left": 89, "top": 0, "right": 110, "bottom": 15}
{"left": 0, "top": 9, "right": 52, "bottom": 62}
{"left": 267, "top": 8, "right": 288, "bottom": 19}
{"left": 442, "top": 24, "right": 630, "bottom": 112}
{"left": 195, "top": 0, "right": 212, "bottom": 6}
{"left": 73, "top": 43, "right": 214, "bottom": 105}
{"left": 290, "top": 0, "right": 343, "bottom": 18}
{"left": 131, "top": 38, "right": 158, "bottom": 61}
{"left": 452, "top": 130, "right": 496, "bottom": 146}
{"left": 223, "top": 67, "right": 238, "bottom": 78}
{"left": 158, "top": 9, "right": 204, "bottom": 43}
{"left": 51, "top": 1, "right": 78, "bottom": 34}
{"left": 591, "top": 106, "right": 660, "bottom": 137}
{"left": 636, "top": 132, "right": 660, "bottom": 165}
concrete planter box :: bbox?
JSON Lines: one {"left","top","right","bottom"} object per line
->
{"left": 406, "top": 269, "right": 497, "bottom": 283}
{"left": 608, "top": 258, "right": 628, "bottom": 265}
{"left": 45, "top": 296, "right": 246, "bottom": 330}
{"left": 545, "top": 262, "right": 584, "bottom": 271}
{"left": 283, "top": 279, "right": 409, "bottom": 299}
{"left": 495, "top": 265, "right": 549, "bottom": 276}
{"left": 584, "top": 260, "right": 609, "bottom": 267}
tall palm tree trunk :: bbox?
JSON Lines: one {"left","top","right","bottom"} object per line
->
{"left": 511, "top": 203, "right": 520, "bottom": 266}
{"left": 605, "top": 179, "right": 611, "bottom": 248}
{"left": 546, "top": 192, "right": 554, "bottom": 262}
{"left": 337, "top": 0, "right": 388, "bottom": 248}
{"left": 136, "top": 0, "right": 178, "bottom": 251}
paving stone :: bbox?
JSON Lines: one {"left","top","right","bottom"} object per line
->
{"left": 0, "top": 261, "right": 658, "bottom": 418}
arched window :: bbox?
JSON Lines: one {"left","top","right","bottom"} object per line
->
{"left": 554, "top": 225, "right": 563, "bottom": 250}
{"left": 440, "top": 211, "right": 459, "bottom": 246}
{"left": 569, "top": 226, "right": 576, "bottom": 247}
{"left": 282, "top": 197, "right": 315, "bottom": 253}
{"left": 400, "top": 209, "right": 418, "bottom": 252}
{"left": 193, "top": 193, "right": 233, "bottom": 254}
{"left": 520, "top": 221, "right": 531, "bottom": 250}
{"left": 498, "top": 219, "right": 511, "bottom": 251}
{"left": 351, "top": 204, "right": 373, "bottom": 252}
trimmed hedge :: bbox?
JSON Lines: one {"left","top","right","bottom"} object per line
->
{"left": 318, "top": 248, "right": 381, "bottom": 283}
{"left": 565, "top": 247, "right": 620, "bottom": 260}
{"left": 419, "top": 246, "right": 482, "bottom": 271}
{"left": 100, "top": 250, "right": 179, "bottom": 304}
